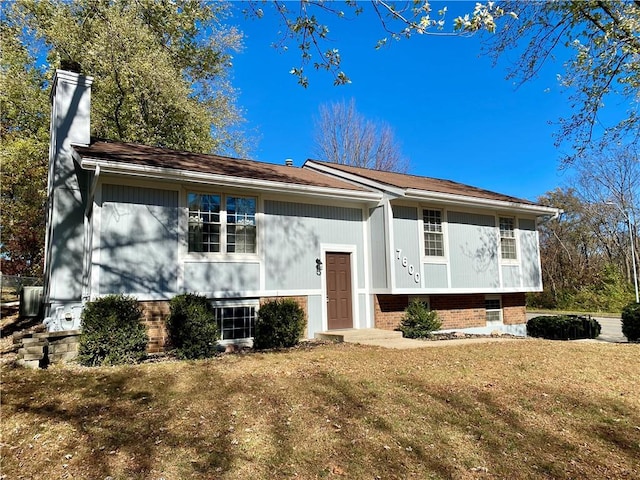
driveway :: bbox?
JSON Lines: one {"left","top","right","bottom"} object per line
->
{"left": 526, "top": 313, "right": 627, "bottom": 343}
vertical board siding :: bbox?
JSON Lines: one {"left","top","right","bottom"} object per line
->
{"left": 183, "top": 262, "right": 260, "bottom": 294}
{"left": 307, "top": 295, "right": 323, "bottom": 338}
{"left": 369, "top": 206, "right": 388, "bottom": 289}
{"left": 447, "top": 211, "right": 499, "bottom": 288}
{"left": 392, "top": 205, "right": 421, "bottom": 289}
{"left": 263, "top": 200, "right": 364, "bottom": 290}
{"left": 423, "top": 263, "right": 448, "bottom": 288}
{"left": 519, "top": 219, "right": 542, "bottom": 288}
{"left": 99, "top": 185, "right": 179, "bottom": 295}
{"left": 502, "top": 265, "right": 522, "bottom": 288}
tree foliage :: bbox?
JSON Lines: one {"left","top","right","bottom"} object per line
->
{"left": 487, "top": 1, "right": 640, "bottom": 162}
{"left": 0, "top": 22, "right": 49, "bottom": 276}
{"left": 8, "top": 0, "right": 245, "bottom": 154}
{"left": 313, "top": 99, "right": 408, "bottom": 173}
{"left": 1, "top": 0, "right": 245, "bottom": 276}
{"left": 532, "top": 184, "right": 638, "bottom": 312}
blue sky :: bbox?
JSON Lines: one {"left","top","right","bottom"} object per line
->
{"left": 228, "top": 2, "right": 579, "bottom": 202}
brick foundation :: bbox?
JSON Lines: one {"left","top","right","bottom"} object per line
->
{"left": 374, "top": 295, "right": 409, "bottom": 330}
{"left": 430, "top": 294, "right": 487, "bottom": 330}
{"left": 502, "top": 293, "right": 527, "bottom": 325}
{"left": 139, "top": 301, "right": 170, "bottom": 353}
{"left": 373, "top": 293, "right": 527, "bottom": 331}
{"left": 260, "top": 296, "right": 309, "bottom": 320}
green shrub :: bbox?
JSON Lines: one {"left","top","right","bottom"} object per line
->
{"left": 166, "top": 293, "right": 219, "bottom": 359}
{"left": 253, "top": 299, "right": 306, "bottom": 350}
{"left": 621, "top": 302, "right": 640, "bottom": 341}
{"left": 526, "top": 315, "right": 601, "bottom": 340}
{"left": 397, "top": 300, "right": 442, "bottom": 338}
{"left": 78, "top": 294, "right": 148, "bottom": 366}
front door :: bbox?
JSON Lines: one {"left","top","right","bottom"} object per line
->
{"left": 326, "top": 252, "right": 353, "bottom": 329}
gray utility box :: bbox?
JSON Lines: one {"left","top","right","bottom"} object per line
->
{"left": 19, "top": 286, "right": 44, "bottom": 318}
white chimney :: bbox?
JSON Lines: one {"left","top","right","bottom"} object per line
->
{"left": 285, "top": 158, "right": 293, "bottom": 167}
{"left": 50, "top": 69, "right": 94, "bottom": 150}
{"left": 43, "top": 69, "right": 94, "bottom": 321}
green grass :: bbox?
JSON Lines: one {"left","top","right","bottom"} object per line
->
{"left": 1, "top": 340, "right": 639, "bottom": 479}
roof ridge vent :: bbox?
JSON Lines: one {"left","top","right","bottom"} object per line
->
{"left": 285, "top": 158, "right": 293, "bottom": 167}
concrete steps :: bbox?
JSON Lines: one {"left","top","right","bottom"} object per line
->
{"left": 315, "top": 328, "right": 403, "bottom": 343}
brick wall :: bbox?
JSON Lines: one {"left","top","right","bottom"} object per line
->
{"left": 430, "top": 294, "right": 487, "bottom": 329}
{"left": 260, "top": 296, "right": 309, "bottom": 320}
{"left": 502, "top": 293, "right": 526, "bottom": 325}
{"left": 373, "top": 293, "right": 527, "bottom": 332}
{"left": 374, "top": 295, "right": 409, "bottom": 330}
{"left": 139, "top": 301, "right": 170, "bottom": 353}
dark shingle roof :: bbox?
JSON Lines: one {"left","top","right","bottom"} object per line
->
{"left": 73, "top": 140, "right": 369, "bottom": 192}
{"left": 307, "top": 161, "right": 535, "bottom": 205}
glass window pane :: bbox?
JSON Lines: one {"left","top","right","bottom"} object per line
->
{"left": 215, "top": 305, "right": 256, "bottom": 340}
{"left": 499, "top": 217, "right": 516, "bottom": 260}
{"left": 188, "top": 193, "right": 220, "bottom": 252}
{"left": 423, "top": 209, "right": 444, "bottom": 257}
{"left": 226, "top": 196, "right": 257, "bottom": 253}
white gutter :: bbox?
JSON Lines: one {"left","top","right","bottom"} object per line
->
{"left": 80, "top": 157, "right": 383, "bottom": 203}
{"left": 403, "top": 188, "right": 560, "bottom": 216}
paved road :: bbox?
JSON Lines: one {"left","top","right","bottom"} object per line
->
{"left": 526, "top": 313, "right": 627, "bottom": 343}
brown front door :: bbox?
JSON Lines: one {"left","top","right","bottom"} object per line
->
{"left": 326, "top": 252, "right": 353, "bottom": 330}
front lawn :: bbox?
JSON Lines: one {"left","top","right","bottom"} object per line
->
{"left": 1, "top": 341, "right": 638, "bottom": 479}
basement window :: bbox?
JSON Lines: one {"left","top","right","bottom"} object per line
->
{"left": 485, "top": 296, "right": 503, "bottom": 325}
{"left": 214, "top": 303, "right": 257, "bottom": 341}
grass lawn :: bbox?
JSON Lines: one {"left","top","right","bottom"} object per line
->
{"left": 1, "top": 340, "right": 639, "bottom": 479}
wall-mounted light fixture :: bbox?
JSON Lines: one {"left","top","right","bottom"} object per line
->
{"left": 316, "top": 258, "right": 323, "bottom": 276}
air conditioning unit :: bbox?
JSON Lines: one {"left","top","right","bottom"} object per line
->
{"left": 19, "top": 286, "right": 44, "bottom": 318}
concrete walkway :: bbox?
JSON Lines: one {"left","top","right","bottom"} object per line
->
{"left": 316, "top": 317, "right": 631, "bottom": 349}
{"left": 315, "top": 328, "right": 522, "bottom": 349}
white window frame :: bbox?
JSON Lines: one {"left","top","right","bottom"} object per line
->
{"left": 485, "top": 295, "right": 503, "bottom": 326}
{"left": 212, "top": 299, "right": 260, "bottom": 344}
{"left": 186, "top": 191, "right": 258, "bottom": 258}
{"left": 499, "top": 216, "right": 517, "bottom": 262}
{"left": 422, "top": 208, "right": 445, "bottom": 258}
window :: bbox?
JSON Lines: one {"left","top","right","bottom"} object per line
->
{"left": 188, "top": 193, "right": 257, "bottom": 254}
{"left": 499, "top": 217, "right": 517, "bottom": 260}
{"left": 423, "top": 209, "right": 444, "bottom": 257}
{"left": 226, "top": 196, "right": 256, "bottom": 253}
{"left": 188, "top": 193, "right": 221, "bottom": 252}
{"left": 215, "top": 304, "right": 256, "bottom": 340}
{"left": 485, "top": 296, "right": 503, "bottom": 325}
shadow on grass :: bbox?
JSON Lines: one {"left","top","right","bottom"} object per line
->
{"left": 2, "top": 349, "right": 639, "bottom": 479}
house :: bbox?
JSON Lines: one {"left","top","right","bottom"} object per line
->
{"left": 42, "top": 69, "right": 559, "bottom": 350}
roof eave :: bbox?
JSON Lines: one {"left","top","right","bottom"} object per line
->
{"left": 403, "top": 188, "right": 559, "bottom": 216}
{"left": 80, "top": 157, "right": 383, "bottom": 203}
{"left": 303, "top": 160, "right": 406, "bottom": 196}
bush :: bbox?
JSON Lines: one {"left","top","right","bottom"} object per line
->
{"left": 621, "top": 302, "right": 640, "bottom": 341}
{"left": 166, "top": 293, "right": 219, "bottom": 359}
{"left": 253, "top": 299, "right": 306, "bottom": 350}
{"left": 397, "top": 300, "right": 442, "bottom": 338}
{"left": 78, "top": 294, "right": 148, "bottom": 366}
{"left": 526, "top": 315, "right": 601, "bottom": 340}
